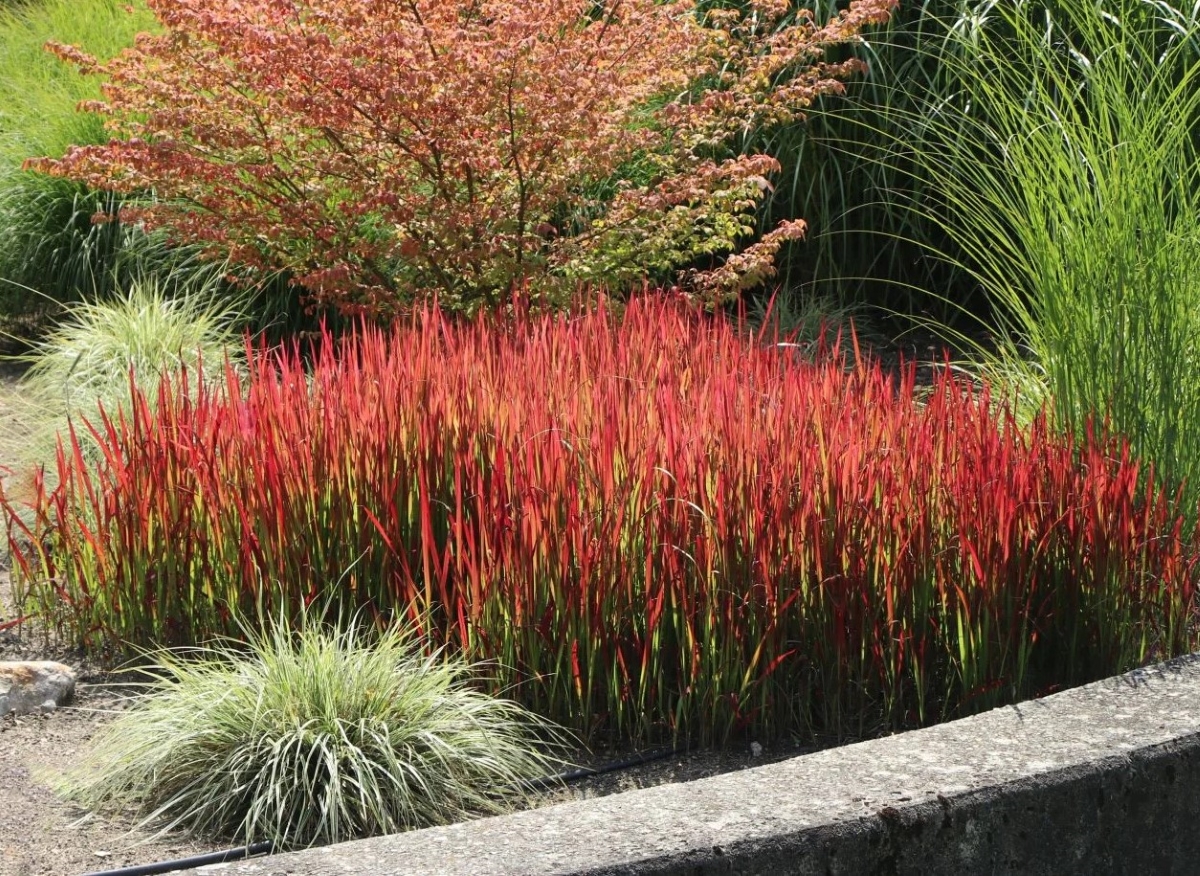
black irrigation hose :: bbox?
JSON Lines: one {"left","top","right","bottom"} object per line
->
{"left": 79, "top": 745, "right": 687, "bottom": 876}
{"left": 81, "top": 841, "right": 275, "bottom": 876}
{"left": 519, "top": 743, "right": 686, "bottom": 791}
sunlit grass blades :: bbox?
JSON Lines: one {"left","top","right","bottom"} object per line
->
{"left": 0, "top": 275, "right": 247, "bottom": 502}
{"left": 18, "top": 275, "right": 245, "bottom": 416}
{"left": 59, "top": 608, "right": 571, "bottom": 849}
{"left": 5, "top": 299, "right": 1197, "bottom": 746}
{"left": 0, "top": 0, "right": 162, "bottom": 326}
{"left": 872, "top": 0, "right": 1200, "bottom": 514}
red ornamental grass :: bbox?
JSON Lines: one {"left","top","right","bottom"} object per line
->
{"left": 4, "top": 298, "right": 1198, "bottom": 745}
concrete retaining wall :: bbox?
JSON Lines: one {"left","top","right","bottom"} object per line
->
{"left": 182, "top": 654, "right": 1200, "bottom": 875}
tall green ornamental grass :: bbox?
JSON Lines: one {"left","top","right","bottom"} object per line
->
{"left": 60, "top": 608, "right": 571, "bottom": 849}
{"left": 0, "top": 0, "right": 153, "bottom": 162}
{"left": 879, "top": 0, "right": 1200, "bottom": 515}
{"left": 736, "top": 0, "right": 1200, "bottom": 327}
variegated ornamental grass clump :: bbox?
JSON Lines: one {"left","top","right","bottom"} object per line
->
{"left": 60, "top": 608, "right": 572, "bottom": 849}
{"left": 4, "top": 299, "right": 1198, "bottom": 745}
{"left": 27, "top": 0, "right": 895, "bottom": 315}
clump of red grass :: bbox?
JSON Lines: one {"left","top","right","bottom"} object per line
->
{"left": 4, "top": 298, "right": 1197, "bottom": 745}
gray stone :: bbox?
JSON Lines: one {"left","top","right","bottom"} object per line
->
{"left": 176, "top": 654, "right": 1200, "bottom": 875}
{"left": 0, "top": 660, "right": 76, "bottom": 717}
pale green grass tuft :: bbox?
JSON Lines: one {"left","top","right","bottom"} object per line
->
{"left": 60, "top": 610, "right": 574, "bottom": 849}
{"left": 1, "top": 276, "right": 247, "bottom": 492}
{"left": 19, "top": 277, "right": 244, "bottom": 416}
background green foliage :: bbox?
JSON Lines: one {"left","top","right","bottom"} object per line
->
{"left": 2, "top": 0, "right": 1200, "bottom": 779}
{"left": 0, "top": 0, "right": 156, "bottom": 332}
{"left": 0, "top": 0, "right": 312, "bottom": 347}
{"left": 882, "top": 0, "right": 1200, "bottom": 518}
{"left": 734, "top": 0, "right": 1200, "bottom": 329}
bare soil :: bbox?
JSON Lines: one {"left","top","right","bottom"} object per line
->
{"left": 0, "top": 365, "right": 822, "bottom": 876}
{"left": 0, "top": 621, "right": 216, "bottom": 876}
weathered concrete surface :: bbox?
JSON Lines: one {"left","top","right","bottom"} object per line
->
{"left": 180, "top": 654, "right": 1200, "bottom": 875}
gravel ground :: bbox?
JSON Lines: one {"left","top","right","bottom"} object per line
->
{"left": 0, "top": 625, "right": 215, "bottom": 876}
{"left": 2, "top": 363, "right": 216, "bottom": 876}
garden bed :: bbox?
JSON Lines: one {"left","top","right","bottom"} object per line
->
{"left": 0, "top": 566, "right": 817, "bottom": 876}
{"left": 0, "top": 326, "right": 942, "bottom": 873}
{"left": 2, "top": 309, "right": 1190, "bottom": 868}
{"left": 1, "top": 338, "right": 821, "bottom": 874}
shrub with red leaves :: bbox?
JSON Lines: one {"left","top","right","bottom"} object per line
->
{"left": 28, "top": 0, "right": 895, "bottom": 315}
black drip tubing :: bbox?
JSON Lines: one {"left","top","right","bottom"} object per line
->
{"left": 79, "top": 745, "right": 686, "bottom": 876}
{"left": 81, "top": 841, "right": 274, "bottom": 876}
{"left": 520, "top": 743, "right": 684, "bottom": 790}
